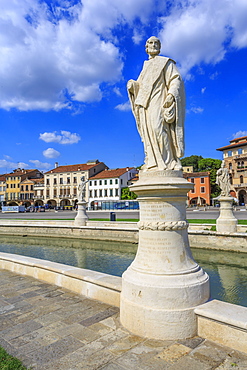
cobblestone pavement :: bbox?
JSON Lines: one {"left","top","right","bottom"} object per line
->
{"left": 1, "top": 269, "right": 247, "bottom": 370}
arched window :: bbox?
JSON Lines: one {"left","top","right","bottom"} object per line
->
{"left": 241, "top": 161, "right": 244, "bottom": 167}
{"left": 240, "top": 175, "right": 244, "bottom": 184}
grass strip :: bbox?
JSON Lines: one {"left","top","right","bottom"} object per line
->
{"left": 0, "top": 346, "right": 27, "bottom": 369}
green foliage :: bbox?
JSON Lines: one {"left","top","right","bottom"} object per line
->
{"left": 198, "top": 158, "right": 222, "bottom": 198}
{"left": 181, "top": 155, "right": 203, "bottom": 172}
{"left": 121, "top": 187, "right": 137, "bottom": 200}
{"left": 0, "top": 347, "right": 27, "bottom": 369}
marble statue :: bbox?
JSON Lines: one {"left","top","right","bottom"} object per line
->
{"left": 216, "top": 161, "right": 231, "bottom": 197}
{"left": 127, "top": 36, "right": 185, "bottom": 171}
{"left": 78, "top": 176, "right": 88, "bottom": 201}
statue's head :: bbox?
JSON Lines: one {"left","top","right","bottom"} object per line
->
{"left": 145, "top": 36, "right": 161, "bottom": 58}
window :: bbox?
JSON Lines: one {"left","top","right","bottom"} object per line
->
{"left": 190, "top": 178, "right": 194, "bottom": 183}
{"left": 240, "top": 175, "right": 244, "bottom": 184}
{"left": 115, "top": 189, "right": 118, "bottom": 196}
{"left": 60, "top": 178, "right": 63, "bottom": 184}
{"left": 21, "top": 185, "right": 24, "bottom": 191}
{"left": 94, "top": 180, "right": 97, "bottom": 186}
{"left": 200, "top": 178, "right": 205, "bottom": 184}
{"left": 89, "top": 181, "right": 92, "bottom": 186}
{"left": 110, "top": 179, "right": 113, "bottom": 185}
{"left": 104, "top": 180, "right": 107, "bottom": 185}
{"left": 229, "top": 163, "right": 232, "bottom": 170}
{"left": 99, "top": 189, "right": 102, "bottom": 197}
{"left": 26, "top": 185, "right": 28, "bottom": 191}
{"left": 46, "top": 190, "right": 50, "bottom": 197}
{"left": 99, "top": 180, "right": 102, "bottom": 185}
{"left": 121, "top": 179, "right": 123, "bottom": 185}
{"left": 54, "top": 189, "right": 57, "bottom": 197}
{"left": 54, "top": 178, "right": 57, "bottom": 185}
{"left": 104, "top": 189, "right": 108, "bottom": 196}
{"left": 110, "top": 189, "right": 113, "bottom": 196}
{"left": 115, "top": 179, "right": 118, "bottom": 184}
{"left": 241, "top": 161, "right": 244, "bottom": 167}
{"left": 94, "top": 190, "right": 97, "bottom": 197}
{"left": 73, "top": 187, "right": 77, "bottom": 196}
{"left": 228, "top": 150, "right": 232, "bottom": 157}
{"left": 201, "top": 187, "right": 205, "bottom": 193}
{"left": 73, "top": 177, "right": 77, "bottom": 184}
{"left": 190, "top": 189, "right": 195, "bottom": 194}
{"left": 67, "top": 177, "right": 70, "bottom": 184}
{"left": 238, "top": 148, "right": 243, "bottom": 155}
{"left": 89, "top": 190, "right": 92, "bottom": 197}
{"left": 46, "top": 179, "right": 50, "bottom": 185}
{"left": 31, "top": 185, "right": 33, "bottom": 191}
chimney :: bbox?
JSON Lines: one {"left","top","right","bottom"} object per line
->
{"left": 55, "top": 162, "right": 58, "bottom": 168}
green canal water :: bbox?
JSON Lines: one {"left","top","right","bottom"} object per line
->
{"left": 0, "top": 235, "right": 247, "bottom": 307}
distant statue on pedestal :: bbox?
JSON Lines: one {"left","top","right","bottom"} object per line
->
{"left": 74, "top": 176, "right": 88, "bottom": 226}
{"left": 216, "top": 161, "right": 231, "bottom": 197}
{"left": 127, "top": 36, "right": 185, "bottom": 171}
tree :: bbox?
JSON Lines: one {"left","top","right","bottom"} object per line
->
{"left": 121, "top": 187, "right": 137, "bottom": 200}
{"left": 198, "top": 158, "right": 222, "bottom": 198}
{"left": 181, "top": 155, "right": 203, "bottom": 172}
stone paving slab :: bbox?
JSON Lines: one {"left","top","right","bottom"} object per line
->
{"left": 1, "top": 269, "right": 247, "bottom": 369}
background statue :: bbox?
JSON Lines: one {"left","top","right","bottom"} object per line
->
{"left": 216, "top": 161, "right": 231, "bottom": 196}
{"left": 78, "top": 176, "right": 88, "bottom": 201}
{"left": 127, "top": 36, "right": 185, "bottom": 171}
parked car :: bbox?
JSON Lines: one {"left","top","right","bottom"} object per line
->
{"left": 25, "top": 206, "right": 35, "bottom": 212}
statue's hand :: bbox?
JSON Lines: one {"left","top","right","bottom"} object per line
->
{"left": 127, "top": 79, "right": 135, "bottom": 93}
{"left": 164, "top": 94, "right": 174, "bottom": 108}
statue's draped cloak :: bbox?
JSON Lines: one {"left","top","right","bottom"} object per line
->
{"left": 128, "top": 56, "right": 185, "bottom": 170}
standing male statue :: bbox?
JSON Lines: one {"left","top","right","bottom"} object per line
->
{"left": 78, "top": 176, "right": 88, "bottom": 202}
{"left": 216, "top": 161, "right": 231, "bottom": 197}
{"left": 127, "top": 36, "right": 185, "bottom": 171}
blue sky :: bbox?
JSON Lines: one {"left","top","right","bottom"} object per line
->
{"left": 0, "top": 0, "right": 247, "bottom": 173}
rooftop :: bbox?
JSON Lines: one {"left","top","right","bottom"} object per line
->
{"left": 45, "top": 162, "right": 104, "bottom": 174}
{"left": 217, "top": 136, "right": 247, "bottom": 151}
{"left": 89, "top": 167, "right": 135, "bottom": 179}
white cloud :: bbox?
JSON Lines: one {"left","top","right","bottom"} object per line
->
{"left": 158, "top": 0, "right": 247, "bottom": 76}
{"left": 113, "top": 87, "right": 122, "bottom": 97}
{"left": 4, "top": 155, "right": 12, "bottom": 160}
{"left": 39, "top": 130, "right": 81, "bottom": 144}
{"left": 29, "top": 160, "right": 51, "bottom": 169}
{"left": 0, "top": 159, "right": 29, "bottom": 170}
{"left": 1, "top": 0, "right": 247, "bottom": 110}
{"left": 201, "top": 87, "right": 206, "bottom": 94}
{"left": 43, "top": 148, "right": 60, "bottom": 159}
{"left": 232, "top": 131, "right": 247, "bottom": 139}
{"left": 187, "top": 106, "right": 204, "bottom": 114}
{"left": 115, "top": 101, "right": 131, "bottom": 111}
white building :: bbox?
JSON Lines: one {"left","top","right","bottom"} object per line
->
{"left": 42, "top": 160, "right": 107, "bottom": 208}
{"left": 88, "top": 167, "right": 138, "bottom": 209}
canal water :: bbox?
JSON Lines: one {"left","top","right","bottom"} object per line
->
{"left": 0, "top": 235, "right": 247, "bottom": 307}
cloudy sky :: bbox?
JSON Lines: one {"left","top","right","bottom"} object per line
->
{"left": 0, "top": 0, "right": 247, "bottom": 173}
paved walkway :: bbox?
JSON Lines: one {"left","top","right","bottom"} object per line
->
{"left": 1, "top": 269, "right": 247, "bottom": 370}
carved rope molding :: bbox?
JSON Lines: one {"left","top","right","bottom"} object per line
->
{"left": 137, "top": 220, "right": 189, "bottom": 231}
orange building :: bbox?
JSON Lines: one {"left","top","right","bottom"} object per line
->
{"left": 183, "top": 172, "right": 211, "bottom": 206}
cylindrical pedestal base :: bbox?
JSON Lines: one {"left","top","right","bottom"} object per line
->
{"left": 120, "top": 170, "right": 210, "bottom": 340}
{"left": 121, "top": 266, "right": 209, "bottom": 340}
{"left": 74, "top": 201, "right": 88, "bottom": 226}
{"left": 216, "top": 196, "right": 237, "bottom": 233}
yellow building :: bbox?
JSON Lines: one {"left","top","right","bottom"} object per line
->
{"left": 0, "top": 174, "right": 6, "bottom": 206}
{"left": 5, "top": 169, "right": 43, "bottom": 205}
{"left": 217, "top": 135, "right": 247, "bottom": 204}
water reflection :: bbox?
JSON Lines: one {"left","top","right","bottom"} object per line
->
{"left": 0, "top": 235, "right": 247, "bottom": 307}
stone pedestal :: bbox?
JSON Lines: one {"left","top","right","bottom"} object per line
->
{"left": 120, "top": 170, "right": 210, "bottom": 340}
{"left": 74, "top": 201, "right": 88, "bottom": 226}
{"left": 216, "top": 196, "right": 237, "bottom": 233}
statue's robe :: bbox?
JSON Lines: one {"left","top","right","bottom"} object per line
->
{"left": 128, "top": 56, "right": 185, "bottom": 170}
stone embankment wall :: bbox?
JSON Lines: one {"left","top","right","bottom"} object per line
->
{"left": 0, "top": 219, "right": 247, "bottom": 253}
